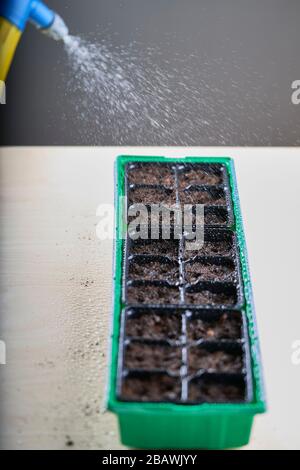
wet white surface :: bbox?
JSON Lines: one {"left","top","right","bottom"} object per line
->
{"left": 0, "top": 147, "right": 300, "bottom": 449}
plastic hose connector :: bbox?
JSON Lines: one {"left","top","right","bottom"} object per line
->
{"left": 29, "top": 0, "right": 54, "bottom": 29}
{"left": 0, "top": 0, "right": 54, "bottom": 31}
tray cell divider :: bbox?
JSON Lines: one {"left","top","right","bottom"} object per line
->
{"left": 174, "top": 164, "right": 188, "bottom": 401}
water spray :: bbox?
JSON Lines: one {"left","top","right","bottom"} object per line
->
{"left": 0, "top": 0, "right": 69, "bottom": 81}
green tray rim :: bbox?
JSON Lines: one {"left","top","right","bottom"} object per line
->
{"left": 107, "top": 155, "right": 266, "bottom": 415}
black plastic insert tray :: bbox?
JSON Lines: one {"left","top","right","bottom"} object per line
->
{"left": 118, "top": 162, "right": 250, "bottom": 404}
{"left": 125, "top": 162, "right": 234, "bottom": 230}
{"left": 117, "top": 308, "right": 252, "bottom": 404}
{"left": 124, "top": 228, "right": 244, "bottom": 309}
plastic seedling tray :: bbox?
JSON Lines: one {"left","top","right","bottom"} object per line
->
{"left": 107, "top": 156, "right": 266, "bottom": 449}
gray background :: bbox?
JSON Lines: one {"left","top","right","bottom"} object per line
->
{"left": 1, "top": 0, "right": 300, "bottom": 145}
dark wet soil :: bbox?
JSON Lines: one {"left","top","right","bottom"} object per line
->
{"left": 127, "top": 284, "right": 180, "bottom": 305}
{"left": 178, "top": 168, "right": 223, "bottom": 188}
{"left": 184, "top": 240, "right": 233, "bottom": 259}
{"left": 180, "top": 189, "right": 226, "bottom": 205}
{"left": 185, "top": 260, "right": 235, "bottom": 283}
{"left": 187, "top": 210, "right": 228, "bottom": 226}
{"left": 130, "top": 239, "right": 179, "bottom": 258}
{"left": 125, "top": 311, "right": 182, "bottom": 340}
{"left": 204, "top": 210, "right": 228, "bottom": 226}
{"left": 121, "top": 374, "right": 181, "bottom": 401}
{"left": 185, "top": 289, "right": 236, "bottom": 306}
{"left": 188, "top": 347, "right": 243, "bottom": 373}
{"left": 188, "top": 379, "right": 244, "bottom": 402}
{"left": 128, "top": 164, "right": 174, "bottom": 186}
{"left": 127, "top": 207, "right": 182, "bottom": 237}
{"left": 129, "top": 259, "right": 179, "bottom": 282}
{"left": 129, "top": 187, "right": 176, "bottom": 205}
{"left": 124, "top": 342, "right": 182, "bottom": 371}
{"left": 187, "top": 312, "right": 242, "bottom": 341}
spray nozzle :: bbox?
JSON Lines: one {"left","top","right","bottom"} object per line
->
{"left": 29, "top": 1, "right": 69, "bottom": 41}
{"left": 41, "top": 13, "right": 69, "bottom": 41}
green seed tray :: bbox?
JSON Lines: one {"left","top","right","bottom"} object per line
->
{"left": 107, "top": 155, "right": 266, "bottom": 449}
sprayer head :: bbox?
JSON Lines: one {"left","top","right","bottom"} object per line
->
{"left": 42, "top": 13, "right": 69, "bottom": 41}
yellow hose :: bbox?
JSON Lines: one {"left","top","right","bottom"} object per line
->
{"left": 0, "top": 17, "right": 22, "bottom": 82}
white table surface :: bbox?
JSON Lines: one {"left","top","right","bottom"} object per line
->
{"left": 0, "top": 146, "right": 300, "bottom": 450}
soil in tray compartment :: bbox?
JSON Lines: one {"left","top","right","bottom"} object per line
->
{"left": 128, "top": 164, "right": 174, "bottom": 186}
{"left": 121, "top": 374, "right": 181, "bottom": 401}
{"left": 128, "top": 206, "right": 181, "bottom": 225}
{"left": 129, "top": 187, "right": 176, "bottom": 205}
{"left": 178, "top": 168, "right": 223, "bottom": 188}
{"left": 185, "top": 261, "right": 235, "bottom": 283}
{"left": 126, "top": 311, "right": 181, "bottom": 340}
{"left": 184, "top": 240, "right": 233, "bottom": 259}
{"left": 188, "top": 379, "right": 244, "bottom": 403}
{"left": 124, "top": 342, "right": 182, "bottom": 372}
{"left": 130, "top": 239, "right": 179, "bottom": 258}
{"left": 127, "top": 284, "right": 180, "bottom": 305}
{"left": 180, "top": 189, "right": 226, "bottom": 206}
{"left": 185, "top": 289, "right": 236, "bottom": 306}
{"left": 204, "top": 211, "right": 227, "bottom": 225}
{"left": 189, "top": 211, "right": 228, "bottom": 226}
{"left": 129, "top": 260, "right": 179, "bottom": 283}
{"left": 188, "top": 347, "right": 243, "bottom": 373}
{"left": 187, "top": 313, "right": 242, "bottom": 341}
